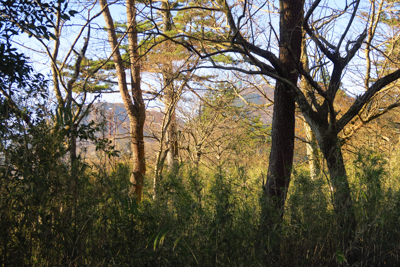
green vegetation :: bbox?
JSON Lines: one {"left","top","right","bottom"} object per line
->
{"left": 2, "top": 125, "right": 400, "bottom": 266}
{"left": 2, "top": 0, "right": 400, "bottom": 266}
{"left": 2, "top": 83, "right": 400, "bottom": 265}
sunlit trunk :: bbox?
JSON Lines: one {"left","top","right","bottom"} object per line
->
{"left": 129, "top": 118, "right": 146, "bottom": 202}
{"left": 304, "top": 122, "right": 320, "bottom": 179}
{"left": 126, "top": 0, "right": 146, "bottom": 202}
{"left": 100, "top": 0, "right": 146, "bottom": 202}
{"left": 162, "top": 1, "right": 179, "bottom": 171}
{"left": 301, "top": 34, "right": 320, "bottom": 180}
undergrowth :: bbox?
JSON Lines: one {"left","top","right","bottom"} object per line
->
{"left": 1, "top": 131, "right": 400, "bottom": 266}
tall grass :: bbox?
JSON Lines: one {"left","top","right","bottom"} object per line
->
{"left": 2, "top": 131, "right": 400, "bottom": 266}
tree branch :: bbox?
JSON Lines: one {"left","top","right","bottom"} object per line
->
{"left": 337, "top": 69, "right": 400, "bottom": 132}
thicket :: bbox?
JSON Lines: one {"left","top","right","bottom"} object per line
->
{"left": 1, "top": 101, "right": 400, "bottom": 266}
{"left": 2, "top": 0, "right": 400, "bottom": 266}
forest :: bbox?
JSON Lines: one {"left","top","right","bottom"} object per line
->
{"left": 1, "top": 0, "right": 400, "bottom": 266}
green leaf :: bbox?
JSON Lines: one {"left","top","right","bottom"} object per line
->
{"left": 49, "top": 32, "right": 57, "bottom": 41}
{"left": 173, "top": 236, "right": 182, "bottom": 251}
{"left": 153, "top": 226, "right": 170, "bottom": 251}
{"left": 336, "top": 250, "right": 347, "bottom": 264}
{"left": 69, "top": 10, "right": 78, "bottom": 17}
{"left": 361, "top": 191, "right": 368, "bottom": 202}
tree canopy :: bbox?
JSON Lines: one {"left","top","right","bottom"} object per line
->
{"left": 2, "top": 1, "right": 400, "bottom": 266}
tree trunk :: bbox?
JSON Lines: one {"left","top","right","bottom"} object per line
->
{"left": 100, "top": 0, "right": 146, "bottom": 202}
{"left": 129, "top": 117, "right": 146, "bottom": 202}
{"left": 262, "top": 0, "right": 304, "bottom": 220}
{"left": 259, "top": 1, "right": 304, "bottom": 261}
{"left": 318, "top": 131, "right": 356, "bottom": 251}
{"left": 153, "top": 147, "right": 168, "bottom": 199}
{"left": 165, "top": 96, "right": 178, "bottom": 170}
{"left": 304, "top": 122, "right": 320, "bottom": 179}
{"left": 126, "top": 0, "right": 146, "bottom": 202}
{"left": 300, "top": 36, "right": 320, "bottom": 180}
{"left": 161, "top": 1, "right": 179, "bottom": 171}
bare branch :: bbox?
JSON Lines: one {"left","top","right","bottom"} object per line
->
{"left": 337, "top": 69, "right": 400, "bottom": 132}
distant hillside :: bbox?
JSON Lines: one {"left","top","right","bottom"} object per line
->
{"left": 87, "top": 86, "right": 275, "bottom": 139}
{"left": 85, "top": 86, "right": 355, "bottom": 142}
{"left": 80, "top": 102, "right": 166, "bottom": 161}
{"left": 86, "top": 102, "right": 166, "bottom": 139}
{"left": 80, "top": 87, "right": 276, "bottom": 161}
{"left": 234, "top": 85, "right": 274, "bottom": 123}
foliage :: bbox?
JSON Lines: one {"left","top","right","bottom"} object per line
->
{"left": 0, "top": 0, "right": 75, "bottom": 87}
{"left": 2, "top": 1, "right": 400, "bottom": 266}
{"left": 3, "top": 143, "right": 400, "bottom": 266}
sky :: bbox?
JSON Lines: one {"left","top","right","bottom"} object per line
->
{"left": 12, "top": 0, "right": 389, "bottom": 108}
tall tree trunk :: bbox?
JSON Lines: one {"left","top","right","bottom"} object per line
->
{"left": 304, "top": 122, "right": 320, "bottom": 179}
{"left": 101, "top": 0, "right": 146, "bottom": 202}
{"left": 304, "top": 110, "right": 357, "bottom": 255}
{"left": 152, "top": 149, "right": 168, "bottom": 199}
{"left": 161, "top": 1, "right": 179, "bottom": 170}
{"left": 126, "top": 0, "right": 146, "bottom": 202}
{"left": 300, "top": 34, "right": 320, "bottom": 179}
{"left": 260, "top": 2, "right": 303, "bottom": 261}
{"left": 165, "top": 94, "right": 178, "bottom": 170}
{"left": 317, "top": 130, "right": 356, "bottom": 252}
{"left": 262, "top": 0, "right": 304, "bottom": 221}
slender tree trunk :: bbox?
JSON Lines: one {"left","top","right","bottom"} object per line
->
{"left": 161, "top": 1, "right": 179, "bottom": 170}
{"left": 300, "top": 36, "right": 320, "bottom": 179}
{"left": 299, "top": 10, "right": 357, "bottom": 257}
{"left": 126, "top": 0, "right": 146, "bottom": 202}
{"left": 165, "top": 96, "right": 178, "bottom": 170}
{"left": 153, "top": 148, "right": 168, "bottom": 199}
{"left": 194, "top": 145, "right": 201, "bottom": 168}
{"left": 164, "top": 76, "right": 178, "bottom": 171}
{"left": 304, "top": 111, "right": 357, "bottom": 256}
{"left": 129, "top": 117, "right": 146, "bottom": 201}
{"left": 304, "top": 122, "right": 320, "bottom": 179}
{"left": 262, "top": 0, "right": 304, "bottom": 220}
{"left": 51, "top": 3, "right": 64, "bottom": 108}
{"left": 101, "top": 0, "right": 146, "bottom": 202}
{"left": 69, "top": 122, "right": 78, "bottom": 195}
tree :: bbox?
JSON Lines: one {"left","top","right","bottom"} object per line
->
{"left": 178, "top": 82, "right": 270, "bottom": 206}
{"left": 0, "top": 1, "right": 95, "bottom": 264}
{"left": 300, "top": 33, "right": 320, "bottom": 180}
{"left": 160, "top": 1, "right": 179, "bottom": 170}
{"left": 290, "top": 0, "right": 400, "bottom": 250}
{"left": 157, "top": 0, "right": 303, "bottom": 245}
{"left": 261, "top": 0, "right": 304, "bottom": 229}
{"left": 100, "top": 0, "right": 146, "bottom": 202}
{"left": 0, "top": 0, "right": 73, "bottom": 121}
{"left": 143, "top": 1, "right": 198, "bottom": 198}
{"left": 7, "top": 4, "right": 120, "bottom": 237}
{"left": 155, "top": 0, "right": 400, "bottom": 256}
{"left": 150, "top": 68, "right": 194, "bottom": 199}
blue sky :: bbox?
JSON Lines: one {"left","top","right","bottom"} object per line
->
{"left": 12, "top": 0, "right": 390, "bottom": 107}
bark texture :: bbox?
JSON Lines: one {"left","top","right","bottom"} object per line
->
{"left": 263, "top": 0, "right": 304, "bottom": 219}
{"left": 101, "top": 0, "right": 146, "bottom": 202}
{"left": 126, "top": 0, "right": 146, "bottom": 202}
{"left": 304, "top": 121, "right": 320, "bottom": 179}
{"left": 162, "top": 1, "right": 179, "bottom": 170}
{"left": 300, "top": 36, "right": 320, "bottom": 179}
{"left": 314, "top": 126, "right": 356, "bottom": 253}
